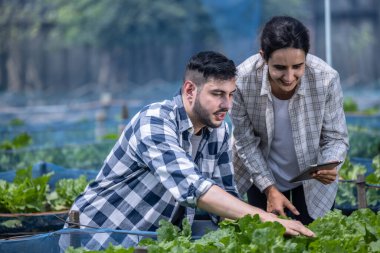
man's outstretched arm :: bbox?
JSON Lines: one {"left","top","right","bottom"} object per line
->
{"left": 197, "top": 184, "right": 315, "bottom": 237}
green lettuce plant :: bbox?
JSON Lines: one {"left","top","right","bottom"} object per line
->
{"left": 0, "top": 167, "right": 91, "bottom": 213}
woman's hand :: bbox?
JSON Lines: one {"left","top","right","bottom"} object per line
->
{"left": 265, "top": 185, "right": 300, "bottom": 217}
{"left": 312, "top": 167, "right": 338, "bottom": 184}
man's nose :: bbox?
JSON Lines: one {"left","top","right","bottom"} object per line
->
{"left": 221, "top": 95, "right": 233, "bottom": 110}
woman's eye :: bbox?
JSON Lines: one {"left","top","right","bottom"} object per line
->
{"left": 274, "top": 65, "right": 285, "bottom": 70}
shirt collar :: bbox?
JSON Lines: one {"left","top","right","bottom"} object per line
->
{"left": 173, "top": 89, "right": 194, "bottom": 134}
{"left": 260, "top": 64, "right": 270, "bottom": 96}
{"left": 297, "top": 76, "right": 306, "bottom": 96}
{"left": 173, "top": 89, "right": 214, "bottom": 135}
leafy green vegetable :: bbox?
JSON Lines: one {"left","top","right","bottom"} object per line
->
{"left": 101, "top": 133, "right": 119, "bottom": 141}
{"left": 9, "top": 118, "right": 25, "bottom": 127}
{"left": 0, "top": 219, "right": 22, "bottom": 228}
{"left": 344, "top": 97, "right": 380, "bottom": 115}
{"left": 66, "top": 209, "right": 380, "bottom": 253}
{"left": 335, "top": 183, "right": 357, "bottom": 208}
{"left": 308, "top": 209, "right": 380, "bottom": 252}
{"left": 344, "top": 97, "right": 359, "bottom": 112}
{"left": 366, "top": 154, "right": 380, "bottom": 184}
{"left": 140, "top": 214, "right": 310, "bottom": 252}
{"left": 140, "top": 209, "right": 380, "bottom": 252}
{"left": 336, "top": 155, "right": 380, "bottom": 209}
{"left": 366, "top": 155, "right": 380, "bottom": 207}
{"left": 0, "top": 141, "right": 114, "bottom": 171}
{"left": 65, "top": 243, "right": 134, "bottom": 253}
{"left": 0, "top": 167, "right": 91, "bottom": 213}
{"left": 336, "top": 158, "right": 366, "bottom": 208}
{"left": 139, "top": 217, "right": 192, "bottom": 252}
{"left": 48, "top": 175, "right": 91, "bottom": 210}
{"left": 339, "top": 158, "right": 367, "bottom": 180}
{"left": 0, "top": 132, "right": 32, "bottom": 151}
{"left": 347, "top": 126, "right": 380, "bottom": 158}
{"left": 0, "top": 167, "right": 52, "bottom": 213}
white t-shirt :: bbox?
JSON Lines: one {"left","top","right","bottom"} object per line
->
{"left": 268, "top": 95, "right": 302, "bottom": 191}
{"left": 190, "top": 133, "right": 202, "bottom": 161}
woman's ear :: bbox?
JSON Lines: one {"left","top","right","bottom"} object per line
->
{"left": 259, "top": 50, "right": 265, "bottom": 61}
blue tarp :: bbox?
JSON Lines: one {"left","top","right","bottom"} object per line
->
{"left": 345, "top": 114, "right": 380, "bottom": 130}
{"left": 0, "top": 220, "right": 217, "bottom": 253}
{"left": 350, "top": 157, "right": 374, "bottom": 175}
{"left": 0, "top": 228, "right": 156, "bottom": 253}
{"left": 0, "top": 141, "right": 113, "bottom": 171}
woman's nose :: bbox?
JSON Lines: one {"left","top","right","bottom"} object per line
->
{"left": 283, "top": 70, "right": 295, "bottom": 82}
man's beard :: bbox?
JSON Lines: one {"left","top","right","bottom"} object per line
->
{"left": 193, "top": 97, "right": 224, "bottom": 129}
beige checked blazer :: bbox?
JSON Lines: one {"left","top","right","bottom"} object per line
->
{"left": 230, "top": 53, "right": 349, "bottom": 219}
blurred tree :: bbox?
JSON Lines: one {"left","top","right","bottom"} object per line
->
{"left": 0, "top": 0, "right": 53, "bottom": 92}
{"left": 262, "top": 0, "right": 313, "bottom": 23}
{"left": 46, "top": 0, "right": 219, "bottom": 90}
{"left": 3, "top": 0, "right": 376, "bottom": 97}
{"left": 0, "top": 0, "right": 219, "bottom": 93}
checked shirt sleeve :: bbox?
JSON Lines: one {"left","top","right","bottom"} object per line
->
{"left": 135, "top": 115, "right": 214, "bottom": 208}
{"left": 211, "top": 126, "right": 240, "bottom": 198}
{"left": 319, "top": 72, "right": 349, "bottom": 164}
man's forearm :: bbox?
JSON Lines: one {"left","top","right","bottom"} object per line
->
{"left": 197, "top": 184, "right": 315, "bottom": 237}
{"left": 197, "top": 184, "right": 271, "bottom": 221}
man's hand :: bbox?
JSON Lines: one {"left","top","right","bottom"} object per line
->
{"left": 265, "top": 185, "right": 300, "bottom": 217}
{"left": 311, "top": 167, "right": 338, "bottom": 184}
{"left": 273, "top": 217, "right": 314, "bottom": 237}
{"left": 198, "top": 185, "right": 314, "bottom": 237}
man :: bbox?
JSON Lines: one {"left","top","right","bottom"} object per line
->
{"left": 65, "top": 51, "right": 314, "bottom": 250}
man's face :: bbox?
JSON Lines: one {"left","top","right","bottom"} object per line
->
{"left": 192, "top": 78, "right": 236, "bottom": 129}
{"left": 266, "top": 47, "right": 306, "bottom": 99}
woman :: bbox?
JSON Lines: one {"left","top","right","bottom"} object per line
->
{"left": 230, "top": 16, "right": 349, "bottom": 224}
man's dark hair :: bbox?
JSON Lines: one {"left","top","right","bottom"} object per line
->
{"left": 260, "top": 16, "right": 310, "bottom": 61}
{"left": 184, "top": 51, "right": 236, "bottom": 87}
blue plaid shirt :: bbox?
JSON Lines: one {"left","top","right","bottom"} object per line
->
{"left": 68, "top": 91, "right": 239, "bottom": 249}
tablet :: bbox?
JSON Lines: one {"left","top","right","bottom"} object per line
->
{"left": 289, "top": 160, "right": 343, "bottom": 183}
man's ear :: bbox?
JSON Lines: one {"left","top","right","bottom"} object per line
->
{"left": 183, "top": 80, "right": 197, "bottom": 103}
